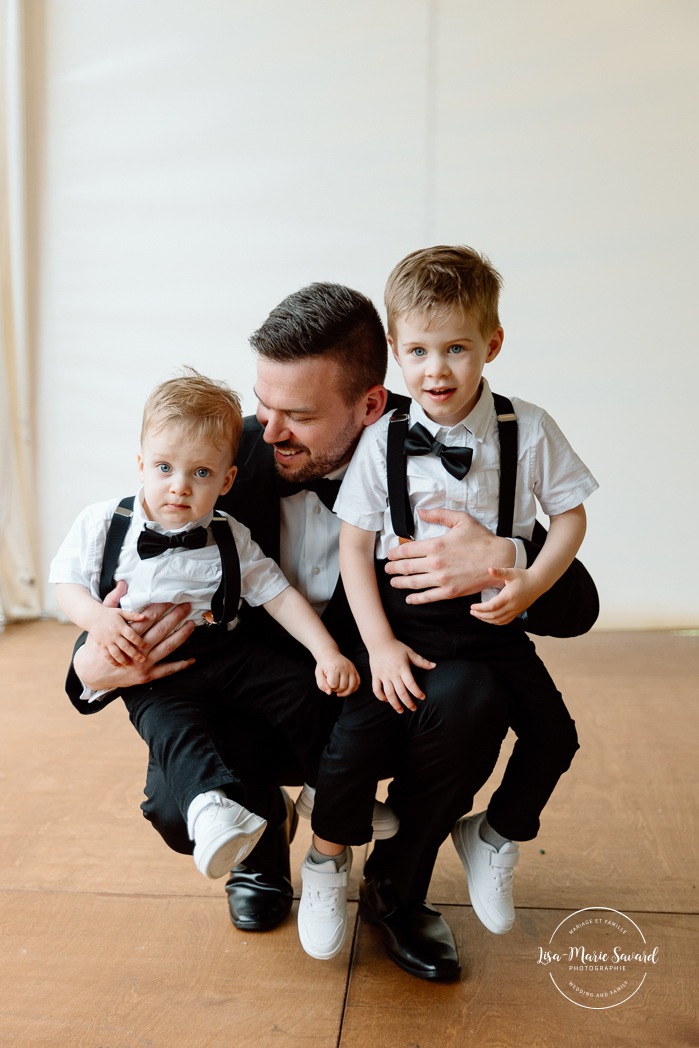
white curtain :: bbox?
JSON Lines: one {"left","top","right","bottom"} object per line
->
{"left": 0, "top": 0, "right": 40, "bottom": 624}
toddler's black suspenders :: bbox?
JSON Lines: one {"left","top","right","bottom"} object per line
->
{"left": 98, "top": 496, "right": 241, "bottom": 626}
{"left": 387, "top": 393, "right": 518, "bottom": 541}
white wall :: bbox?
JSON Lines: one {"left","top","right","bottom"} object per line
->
{"left": 30, "top": 0, "right": 699, "bottom": 629}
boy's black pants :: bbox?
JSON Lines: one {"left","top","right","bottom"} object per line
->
{"left": 123, "top": 624, "right": 330, "bottom": 825}
{"left": 311, "top": 569, "right": 579, "bottom": 904}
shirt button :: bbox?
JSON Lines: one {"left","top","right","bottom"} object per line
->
{"left": 312, "top": 566, "right": 321, "bottom": 576}
{"left": 313, "top": 504, "right": 321, "bottom": 515}
{"left": 450, "top": 500, "right": 462, "bottom": 509}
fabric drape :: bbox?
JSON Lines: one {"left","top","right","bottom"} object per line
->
{"left": 0, "top": 0, "right": 41, "bottom": 623}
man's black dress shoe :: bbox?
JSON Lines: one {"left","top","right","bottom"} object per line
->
{"left": 359, "top": 872, "right": 461, "bottom": 981}
{"left": 225, "top": 788, "right": 298, "bottom": 932}
{"left": 225, "top": 866, "right": 294, "bottom": 931}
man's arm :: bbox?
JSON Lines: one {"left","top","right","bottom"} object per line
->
{"left": 384, "top": 509, "right": 598, "bottom": 638}
{"left": 66, "top": 583, "right": 196, "bottom": 714}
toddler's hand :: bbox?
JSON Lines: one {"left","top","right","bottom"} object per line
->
{"left": 91, "top": 607, "right": 149, "bottom": 666}
{"left": 368, "top": 640, "right": 435, "bottom": 714}
{"left": 315, "top": 651, "right": 360, "bottom": 697}
{"left": 469, "top": 566, "right": 540, "bottom": 625}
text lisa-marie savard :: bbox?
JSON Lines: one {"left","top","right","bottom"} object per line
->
{"left": 537, "top": 946, "right": 659, "bottom": 968}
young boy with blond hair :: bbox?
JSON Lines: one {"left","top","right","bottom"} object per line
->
{"left": 298, "top": 246, "right": 598, "bottom": 961}
{"left": 50, "top": 368, "right": 363, "bottom": 881}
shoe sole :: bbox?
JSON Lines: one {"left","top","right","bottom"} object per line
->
{"left": 296, "top": 796, "right": 399, "bottom": 841}
{"left": 295, "top": 793, "right": 314, "bottom": 821}
{"left": 370, "top": 820, "right": 400, "bottom": 841}
{"left": 297, "top": 920, "right": 348, "bottom": 961}
{"left": 452, "top": 825, "right": 514, "bottom": 935}
{"left": 196, "top": 820, "right": 267, "bottom": 880}
{"left": 358, "top": 903, "right": 461, "bottom": 981}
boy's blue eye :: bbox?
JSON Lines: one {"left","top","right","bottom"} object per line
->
{"left": 448, "top": 345, "right": 464, "bottom": 354}
{"left": 195, "top": 468, "right": 211, "bottom": 479}
{"left": 412, "top": 347, "right": 427, "bottom": 357}
{"left": 157, "top": 463, "right": 172, "bottom": 473}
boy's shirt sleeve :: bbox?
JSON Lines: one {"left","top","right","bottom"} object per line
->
{"left": 48, "top": 499, "right": 121, "bottom": 598}
{"left": 522, "top": 405, "right": 599, "bottom": 517}
{"left": 334, "top": 419, "right": 389, "bottom": 532}
{"left": 228, "top": 515, "right": 291, "bottom": 608}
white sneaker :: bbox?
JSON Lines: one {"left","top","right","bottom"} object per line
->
{"left": 297, "top": 848, "right": 352, "bottom": 960}
{"left": 295, "top": 784, "right": 399, "bottom": 840}
{"left": 189, "top": 792, "right": 267, "bottom": 880}
{"left": 451, "top": 811, "right": 519, "bottom": 934}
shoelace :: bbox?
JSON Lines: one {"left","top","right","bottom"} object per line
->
{"left": 491, "top": 866, "right": 514, "bottom": 889}
{"left": 305, "top": 884, "right": 342, "bottom": 917}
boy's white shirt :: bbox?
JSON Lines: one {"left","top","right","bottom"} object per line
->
{"left": 334, "top": 379, "right": 598, "bottom": 570}
{"left": 49, "top": 488, "right": 289, "bottom": 701}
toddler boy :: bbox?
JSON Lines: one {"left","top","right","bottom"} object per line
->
{"left": 50, "top": 369, "right": 362, "bottom": 881}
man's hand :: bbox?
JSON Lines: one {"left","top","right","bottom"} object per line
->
{"left": 384, "top": 509, "right": 516, "bottom": 604}
{"left": 73, "top": 581, "right": 197, "bottom": 692}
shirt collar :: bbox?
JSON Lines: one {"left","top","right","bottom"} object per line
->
{"left": 135, "top": 487, "right": 214, "bottom": 533}
{"left": 407, "top": 379, "right": 495, "bottom": 444}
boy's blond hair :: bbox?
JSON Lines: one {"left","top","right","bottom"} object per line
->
{"left": 141, "top": 367, "right": 243, "bottom": 462}
{"left": 385, "top": 245, "right": 503, "bottom": 337}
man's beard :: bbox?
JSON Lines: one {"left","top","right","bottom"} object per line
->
{"left": 272, "top": 415, "right": 361, "bottom": 483}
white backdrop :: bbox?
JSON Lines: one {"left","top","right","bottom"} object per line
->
{"left": 23, "top": 0, "right": 699, "bottom": 629}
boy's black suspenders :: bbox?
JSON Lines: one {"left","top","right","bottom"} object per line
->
{"left": 387, "top": 393, "right": 518, "bottom": 541}
{"left": 492, "top": 393, "right": 518, "bottom": 538}
{"left": 99, "top": 497, "right": 135, "bottom": 600}
{"left": 98, "top": 496, "right": 241, "bottom": 625}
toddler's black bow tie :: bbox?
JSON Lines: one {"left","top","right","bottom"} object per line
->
{"left": 276, "top": 476, "right": 341, "bottom": 512}
{"left": 404, "top": 422, "right": 473, "bottom": 480}
{"left": 137, "top": 525, "right": 208, "bottom": 560}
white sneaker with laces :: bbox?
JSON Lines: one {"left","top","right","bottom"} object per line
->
{"left": 297, "top": 848, "right": 352, "bottom": 960}
{"left": 189, "top": 792, "right": 267, "bottom": 880}
{"left": 295, "top": 784, "right": 399, "bottom": 840}
{"left": 451, "top": 811, "right": 519, "bottom": 934}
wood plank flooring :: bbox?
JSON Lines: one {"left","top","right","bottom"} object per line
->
{"left": 0, "top": 621, "right": 696, "bottom": 1047}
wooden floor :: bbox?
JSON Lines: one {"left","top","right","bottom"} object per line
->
{"left": 0, "top": 622, "right": 697, "bottom": 1047}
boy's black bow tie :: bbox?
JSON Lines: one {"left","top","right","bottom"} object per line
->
{"left": 137, "top": 525, "right": 208, "bottom": 560}
{"left": 276, "top": 476, "right": 341, "bottom": 512}
{"left": 405, "top": 422, "right": 473, "bottom": 480}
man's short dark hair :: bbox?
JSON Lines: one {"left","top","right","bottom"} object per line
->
{"left": 250, "top": 283, "right": 388, "bottom": 404}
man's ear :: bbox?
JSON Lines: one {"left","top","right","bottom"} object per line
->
{"left": 363, "top": 385, "right": 388, "bottom": 427}
{"left": 486, "top": 327, "right": 504, "bottom": 363}
{"left": 220, "top": 464, "right": 237, "bottom": 496}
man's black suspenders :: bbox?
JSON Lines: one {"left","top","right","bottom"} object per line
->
{"left": 98, "top": 496, "right": 241, "bottom": 625}
{"left": 387, "top": 393, "right": 519, "bottom": 541}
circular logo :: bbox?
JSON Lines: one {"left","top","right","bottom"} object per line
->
{"left": 536, "top": 907, "right": 659, "bottom": 1009}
